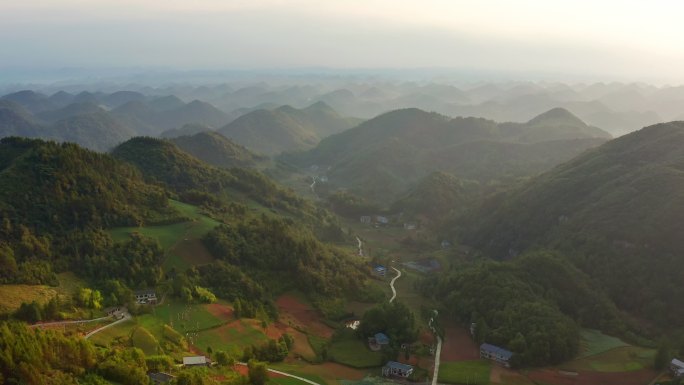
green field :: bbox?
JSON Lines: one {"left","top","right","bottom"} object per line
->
{"left": 194, "top": 320, "right": 269, "bottom": 356}
{"left": 437, "top": 360, "right": 491, "bottom": 385}
{"left": 578, "top": 329, "right": 629, "bottom": 358}
{"left": 89, "top": 319, "right": 137, "bottom": 347}
{"left": 328, "top": 339, "right": 384, "bottom": 368}
{"left": 131, "top": 326, "right": 160, "bottom": 355}
{"left": 0, "top": 284, "right": 58, "bottom": 313}
{"left": 109, "top": 200, "right": 221, "bottom": 271}
{"left": 141, "top": 301, "right": 224, "bottom": 337}
{"left": 560, "top": 346, "right": 655, "bottom": 373}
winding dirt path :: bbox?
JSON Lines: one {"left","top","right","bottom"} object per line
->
{"left": 237, "top": 362, "right": 322, "bottom": 385}
{"left": 84, "top": 312, "right": 131, "bottom": 339}
{"left": 356, "top": 236, "right": 363, "bottom": 256}
{"left": 389, "top": 267, "right": 401, "bottom": 303}
{"left": 29, "top": 316, "right": 110, "bottom": 328}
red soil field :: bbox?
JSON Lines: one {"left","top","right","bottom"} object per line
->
{"left": 233, "top": 364, "right": 285, "bottom": 378}
{"left": 206, "top": 303, "right": 234, "bottom": 321}
{"left": 276, "top": 294, "right": 333, "bottom": 338}
{"left": 440, "top": 324, "right": 479, "bottom": 361}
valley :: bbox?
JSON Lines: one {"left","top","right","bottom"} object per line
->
{"left": 0, "top": 83, "right": 682, "bottom": 385}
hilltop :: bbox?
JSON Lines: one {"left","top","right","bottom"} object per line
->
{"left": 218, "top": 102, "right": 359, "bottom": 155}
{"left": 170, "top": 131, "right": 263, "bottom": 168}
{"left": 283, "top": 108, "right": 609, "bottom": 202}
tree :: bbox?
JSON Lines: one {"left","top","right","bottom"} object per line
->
{"left": 247, "top": 360, "right": 268, "bottom": 385}
{"left": 215, "top": 351, "right": 233, "bottom": 366}
{"left": 654, "top": 342, "right": 671, "bottom": 370}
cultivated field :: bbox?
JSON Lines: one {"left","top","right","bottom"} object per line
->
{"left": 577, "top": 329, "right": 629, "bottom": 358}
{"left": 437, "top": 360, "right": 491, "bottom": 385}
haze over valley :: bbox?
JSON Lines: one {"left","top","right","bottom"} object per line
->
{"left": 2, "top": 1, "right": 684, "bottom": 385}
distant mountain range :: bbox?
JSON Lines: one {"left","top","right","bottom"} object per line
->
{"left": 0, "top": 90, "right": 360, "bottom": 154}
{"left": 283, "top": 107, "right": 610, "bottom": 202}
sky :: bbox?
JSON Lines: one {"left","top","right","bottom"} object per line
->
{"left": 2, "top": 0, "right": 684, "bottom": 83}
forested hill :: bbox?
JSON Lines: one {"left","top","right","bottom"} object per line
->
{"left": 111, "top": 137, "right": 345, "bottom": 240}
{"left": 111, "top": 137, "right": 306, "bottom": 213}
{"left": 460, "top": 121, "right": 684, "bottom": 328}
{"left": 170, "top": 131, "right": 264, "bottom": 168}
{"left": 0, "top": 137, "right": 177, "bottom": 285}
{"left": 0, "top": 137, "right": 172, "bottom": 232}
{"left": 218, "top": 102, "right": 359, "bottom": 155}
{"left": 282, "top": 108, "right": 609, "bottom": 202}
{"left": 390, "top": 171, "right": 481, "bottom": 225}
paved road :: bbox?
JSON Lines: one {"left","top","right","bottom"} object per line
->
{"left": 356, "top": 236, "right": 363, "bottom": 256}
{"left": 389, "top": 267, "right": 401, "bottom": 303}
{"left": 428, "top": 311, "right": 443, "bottom": 385}
{"left": 237, "top": 362, "right": 321, "bottom": 385}
{"left": 432, "top": 335, "right": 443, "bottom": 385}
{"left": 84, "top": 312, "right": 132, "bottom": 339}
{"left": 29, "top": 316, "right": 110, "bottom": 328}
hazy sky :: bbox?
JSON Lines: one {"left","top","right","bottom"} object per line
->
{"left": 3, "top": 0, "right": 684, "bottom": 82}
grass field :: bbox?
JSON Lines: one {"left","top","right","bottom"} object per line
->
{"left": 140, "top": 301, "right": 224, "bottom": 341}
{"left": 0, "top": 284, "right": 58, "bottom": 313}
{"left": 559, "top": 346, "right": 654, "bottom": 373}
{"left": 131, "top": 326, "right": 160, "bottom": 355}
{"left": 195, "top": 319, "right": 269, "bottom": 355}
{"left": 328, "top": 339, "right": 384, "bottom": 368}
{"left": 578, "top": 329, "right": 630, "bottom": 358}
{"left": 109, "top": 200, "right": 221, "bottom": 272}
{"left": 437, "top": 360, "right": 491, "bottom": 385}
{"left": 89, "top": 319, "right": 137, "bottom": 347}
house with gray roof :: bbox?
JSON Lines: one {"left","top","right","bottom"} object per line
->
{"left": 480, "top": 343, "right": 513, "bottom": 368}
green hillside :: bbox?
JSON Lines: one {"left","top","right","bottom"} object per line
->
{"left": 50, "top": 111, "right": 136, "bottom": 151}
{"left": 283, "top": 108, "right": 609, "bottom": 202}
{"left": 0, "top": 100, "right": 45, "bottom": 138}
{"left": 0, "top": 137, "right": 178, "bottom": 286}
{"left": 218, "top": 102, "right": 357, "bottom": 155}
{"left": 461, "top": 121, "right": 684, "bottom": 328}
{"left": 170, "top": 131, "right": 263, "bottom": 168}
{"left": 390, "top": 171, "right": 481, "bottom": 223}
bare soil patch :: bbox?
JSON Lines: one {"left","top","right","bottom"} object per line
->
{"left": 441, "top": 324, "right": 479, "bottom": 361}
{"left": 206, "top": 303, "right": 234, "bottom": 321}
{"left": 173, "top": 239, "right": 215, "bottom": 266}
{"left": 276, "top": 294, "right": 333, "bottom": 338}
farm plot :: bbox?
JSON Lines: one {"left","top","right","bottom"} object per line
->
{"left": 437, "top": 360, "right": 491, "bottom": 385}
{"left": 327, "top": 337, "right": 384, "bottom": 369}
{"left": 577, "top": 329, "right": 629, "bottom": 358}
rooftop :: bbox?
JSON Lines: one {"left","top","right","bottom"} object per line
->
{"left": 672, "top": 358, "right": 684, "bottom": 368}
{"left": 384, "top": 361, "right": 413, "bottom": 371}
{"left": 375, "top": 332, "right": 390, "bottom": 344}
{"left": 183, "top": 356, "right": 208, "bottom": 365}
{"left": 481, "top": 343, "right": 513, "bottom": 360}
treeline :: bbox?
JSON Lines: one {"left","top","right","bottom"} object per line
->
{"left": 243, "top": 335, "right": 294, "bottom": 362}
{"left": 112, "top": 137, "right": 346, "bottom": 241}
{"left": 421, "top": 252, "right": 633, "bottom": 367}
{"left": 358, "top": 301, "right": 417, "bottom": 347}
{"left": 0, "top": 320, "right": 151, "bottom": 384}
{"left": 204, "top": 215, "right": 380, "bottom": 304}
{"left": 169, "top": 262, "right": 277, "bottom": 320}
